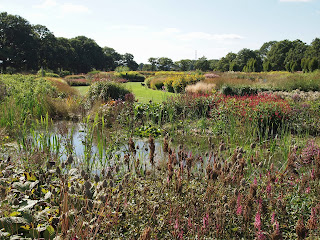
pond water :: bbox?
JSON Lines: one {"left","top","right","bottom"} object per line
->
{"left": 28, "top": 121, "right": 213, "bottom": 174}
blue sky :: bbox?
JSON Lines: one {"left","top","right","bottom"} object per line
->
{"left": 1, "top": 0, "right": 319, "bottom": 63}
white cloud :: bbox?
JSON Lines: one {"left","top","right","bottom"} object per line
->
{"left": 178, "top": 32, "right": 244, "bottom": 41}
{"left": 61, "top": 3, "right": 90, "bottom": 13}
{"left": 279, "top": 0, "right": 312, "bottom": 2}
{"left": 33, "top": 0, "right": 57, "bottom": 9}
{"left": 106, "top": 25, "right": 148, "bottom": 31}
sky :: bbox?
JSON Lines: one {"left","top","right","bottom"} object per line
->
{"left": 1, "top": 0, "right": 320, "bottom": 63}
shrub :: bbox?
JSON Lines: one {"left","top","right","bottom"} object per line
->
{"left": 66, "top": 79, "right": 90, "bottom": 86}
{"left": 87, "top": 81, "right": 131, "bottom": 105}
{"left": 150, "top": 78, "right": 164, "bottom": 90}
{"left": 115, "top": 66, "right": 130, "bottom": 72}
{"left": 114, "top": 71, "right": 145, "bottom": 82}
{"left": 59, "top": 70, "right": 71, "bottom": 78}
{"left": 65, "top": 75, "right": 86, "bottom": 80}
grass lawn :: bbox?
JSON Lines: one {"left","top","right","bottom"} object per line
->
{"left": 73, "top": 82, "right": 176, "bottom": 104}
{"left": 73, "top": 86, "right": 90, "bottom": 96}
{"left": 124, "top": 82, "right": 176, "bottom": 104}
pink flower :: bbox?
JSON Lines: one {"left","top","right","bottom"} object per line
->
{"left": 236, "top": 194, "right": 242, "bottom": 215}
{"left": 311, "top": 169, "right": 315, "bottom": 180}
{"left": 254, "top": 177, "right": 257, "bottom": 185}
{"left": 174, "top": 218, "right": 179, "bottom": 230}
{"left": 305, "top": 187, "right": 311, "bottom": 194}
{"left": 236, "top": 205, "right": 242, "bottom": 215}
{"left": 271, "top": 212, "right": 276, "bottom": 224}
{"left": 266, "top": 183, "right": 272, "bottom": 195}
{"left": 256, "top": 230, "right": 266, "bottom": 240}
{"left": 254, "top": 212, "right": 262, "bottom": 230}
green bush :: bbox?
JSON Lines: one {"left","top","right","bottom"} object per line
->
{"left": 150, "top": 78, "right": 164, "bottom": 90}
{"left": 65, "top": 75, "right": 86, "bottom": 80}
{"left": 87, "top": 81, "right": 131, "bottom": 105}
{"left": 221, "top": 85, "right": 258, "bottom": 96}
{"left": 59, "top": 70, "right": 71, "bottom": 78}
{"left": 114, "top": 71, "right": 145, "bottom": 82}
{"left": 45, "top": 72, "right": 60, "bottom": 78}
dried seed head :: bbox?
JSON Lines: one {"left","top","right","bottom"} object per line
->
{"left": 237, "top": 153, "right": 243, "bottom": 160}
{"left": 240, "top": 178, "right": 246, "bottom": 187}
{"left": 102, "top": 180, "right": 108, "bottom": 188}
{"left": 94, "top": 174, "right": 100, "bottom": 183}
{"left": 67, "top": 154, "right": 73, "bottom": 165}
{"left": 81, "top": 169, "right": 86, "bottom": 178}
{"left": 56, "top": 166, "right": 61, "bottom": 175}
{"left": 222, "top": 195, "right": 228, "bottom": 203}
{"left": 84, "top": 174, "right": 89, "bottom": 181}
{"left": 84, "top": 181, "right": 91, "bottom": 190}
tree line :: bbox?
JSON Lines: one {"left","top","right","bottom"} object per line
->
{"left": 0, "top": 12, "right": 138, "bottom": 74}
{"left": 1, "top": 12, "right": 320, "bottom": 74}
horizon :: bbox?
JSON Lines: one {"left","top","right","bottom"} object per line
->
{"left": 1, "top": 0, "right": 320, "bottom": 64}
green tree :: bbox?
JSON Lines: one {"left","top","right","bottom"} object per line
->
{"left": 259, "top": 41, "right": 277, "bottom": 60}
{"left": 284, "top": 40, "right": 307, "bottom": 71}
{"left": 32, "top": 24, "right": 57, "bottom": 70}
{"left": 55, "top": 37, "right": 75, "bottom": 72}
{"left": 70, "top": 36, "right": 105, "bottom": 73}
{"left": 157, "top": 57, "right": 173, "bottom": 71}
{"left": 194, "top": 56, "right": 210, "bottom": 71}
{"left": 301, "top": 58, "right": 310, "bottom": 73}
{"left": 103, "top": 47, "right": 121, "bottom": 71}
{"left": 235, "top": 48, "right": 262, "bottom": 72}
{"left": 148, "top": 57, "right": 158, "bottom": 71}
{"left": 0, "top": 12, "right": 38, "bottom": 72}
{"left": 175, "top": 59, "right": 193, "bottom": 71}
{"left": 263, "top": 61, "right": 272, "bottom": 72}
{"left": 208, "top": 59, "right": 219, "bottom": 71}
{"left": 305, "top": 38, "right": 320, "bottom": 64}
{"left": 119, "top": 53, "right": 138, "bottom": 70}
{"left": 142, "top": 64, "right": 153, "bottom": 71}
{"left": 266, "top": 40, "right": 293, "bottom": 71}
{"left": 308, "top": 58, "right": 319, "bottom": 72}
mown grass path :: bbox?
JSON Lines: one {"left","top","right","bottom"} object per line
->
{"left": 73, "top": 82, "right": 176, "bottom": 104}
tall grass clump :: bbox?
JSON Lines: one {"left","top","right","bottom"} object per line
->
{"left": 0, "top": 74, "right": 56, "bottom": 131}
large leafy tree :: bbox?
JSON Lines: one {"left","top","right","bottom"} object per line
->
{"left": 157, "top": 57, "right": 174, "bottom": 71}
{"left": 32, "top": 24, "right": 57, "bottom": 70}
{"left": 70, "top": 36, "right": 105, "bottom": 73}
{"left": 305, "top": 38, "right": 320, "bottom": 63}
{"left": 55, "top": 37, "right": 75, "bottom": 72}
{"left": 148, "top": 57, "right": 158, "bottom": 71}
{"left": 266, "top": 40, "right": 293, "bottom": 71}
{"left": 103, "top": 47, "right": 121, "bottom": 71}
{"left": 175, "top": 59, "right": 193, "bottom": 71}
{"left": 194, "top": 56, "right": 210, "bottom": 71}
{"left": 235, "top": 48, "right": 262, "bottom": 72}
{"left": 259, "top": 41, "right": 277, "bottom": 61}
{"left": 0, "top": 12, "right": 38, "bottom": 71}
{"left": 119, "top": 53, "right": 138, "bottom": 70}
{"left": 284, "top": 40, "right": 307, "bottom": 71}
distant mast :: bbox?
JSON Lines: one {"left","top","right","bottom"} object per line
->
{"left": 195, "top": 50, "right": 197, "bottom": 60}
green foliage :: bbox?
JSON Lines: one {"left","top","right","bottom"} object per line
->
{"left": 221, "top": 85, "right": 258, "bottom": 96}
{"left": 0, "top": 74, "right": 56, "bottom": 131}
{"left": 87, "top": 81, "right": 131, "bottom": 105}
{"left": 115, "top": 66, "right": 130, "bottom": 73}
{"left": 58, "top": 70, "right": 71, "bottom": 78}
{"left": 308, "top": 58, "right": 319, "bottom": 72}
{"left": 114, "top": 71, "right": 145, "bottom": 82}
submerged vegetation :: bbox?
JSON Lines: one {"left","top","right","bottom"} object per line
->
{"left": 0, "top": 72, "right": 320, "bottom": 239}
